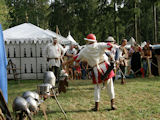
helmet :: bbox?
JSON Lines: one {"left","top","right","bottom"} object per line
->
{"left": 43, "top": 71, "right": 56, "bottom": 87}
{"left": 105, "top": 36, "right": 115, "bottom": 42}
{"left": 37, "top": 83, "right": 52, "bottom": 95}
{"left": 84, "top": 34, "right": 97, "bottom": 42}
{"left": 32, "top": 92, "right": 39, "bottom": 101}
{"left": 59, "top": 69, "right": 68, "bottom": 81}
{"left": 12, "top": 96, "right": 30, "bottom": 114}
{"left": 60, "top": 69, "right": 68, "bottom": 77}
{"left": 22, "top": 91, "right": 35, "bottom": 99}
{"left": 32, "top": 91, "right": 41, "bottom": 105}
{"left": 26, "top": 97, "right": 38, "bottom": 112}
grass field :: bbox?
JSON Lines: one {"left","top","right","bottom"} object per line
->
{"left": 8, "top": 77, "right": 160, "bottom": 120}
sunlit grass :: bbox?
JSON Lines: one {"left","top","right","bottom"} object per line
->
{"left": 8, "top": 77, "right": 160, "bottom": 120}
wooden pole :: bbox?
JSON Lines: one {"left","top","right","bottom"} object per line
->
{"left": 19, "top": 42, "right": 21, "bottom": 82}
{"left": 153, "top": 3, "right": 157, "bottom": 43}
{"left": 35, "top": 43, "right": 38, "bottom": 80}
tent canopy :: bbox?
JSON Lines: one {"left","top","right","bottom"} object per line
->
{"left": 66, "top": 31, "right": 77, "bottom": 45}
{"left": 128, "top": 37, "right": 136, "bottom": 46}
{"left": 44, "top": 29, "right": 70, "bottom": 45}
{"left": 3, "top": 23, "right": 53, "bottom": 44}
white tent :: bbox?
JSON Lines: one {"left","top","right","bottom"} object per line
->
{"left": 3, "top": 23, "right": 55, "bottom": 80}
{"left": 125, "top": 37, "right": 136, "bottom": 49}
{"left": 128, "top": 37, "right": 136, "bottom": 46}
{"left": 3, "top": 23, "right": 53, "bottom": 44}
{"left": 66, "top": 31, "right": 78, "bottom": 45}
{"left": 44, "top": 29, "right": 70, "bottom": 45}
{"left": 141, "top": 41, "right": 146, "bottom": 48}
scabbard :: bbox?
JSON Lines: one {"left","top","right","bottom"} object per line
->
{"left": 101, "top": 62, "right": 114, "bottom": 81}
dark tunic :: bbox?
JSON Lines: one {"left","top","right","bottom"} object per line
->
{"left": 131, "top": 52, "right": 141, "bottom": 76}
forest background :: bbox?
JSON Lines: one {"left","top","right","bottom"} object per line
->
{"left": 1, "top": 0, "right": 160, "bottom": 45}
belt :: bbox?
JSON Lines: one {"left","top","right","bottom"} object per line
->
{"left": 49, "top": 58, "right": 59, "bottom": 60}
{"left": 93, "top": 61, "right": 105, "bottom": 68}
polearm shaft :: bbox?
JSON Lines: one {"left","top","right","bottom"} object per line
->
{"left": 52, "top": 89, "right": 68, "bottom": 120}
{"left": 117, "top": 66, "right": 126, "bottom": 79}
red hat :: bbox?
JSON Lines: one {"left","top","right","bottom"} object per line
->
{"left": 84, "top": 34, "right": 97, "bottom": 42}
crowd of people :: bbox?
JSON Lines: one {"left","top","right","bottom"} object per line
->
{"left": 44, "top": 34, "right": 159, "bottom": 111}
{"left": 44, "top": 35, "right": 158, "bottom": 82}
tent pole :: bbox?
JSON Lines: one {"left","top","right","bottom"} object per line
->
{"left": 35, "top": 42, "right": 38, "bottom": 80}
{"left": 19, "top": 42, "right": 21, "bottom": 82}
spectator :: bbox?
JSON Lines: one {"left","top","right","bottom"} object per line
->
{"left": 131, "top": 45, "right": 141, "bottom": 77}
{"left": 80, "top": 61, "right": 89, "bottom": 80}
{"left": 142, "top": 42, "right": 152, "bottom": 77}
{"left": 66, "top": 44, "right": 77, "bottom": 80}
{"left": 74, "top": 62, "right": 82, "bottom": 80}
{"left": 119, "top": 39, "right": 128, "bottom": 84}
{"left": 44, "top": 37, "right": 64, "bottom": 82}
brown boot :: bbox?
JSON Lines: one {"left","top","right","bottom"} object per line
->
{"left": 111, "top": 99, "right": 117, "bottom": 110}
{"left": 121, "top": 78, "right": 125, "bottom": 84}
{"left": 91, "top": 102, "right": 99, "bottom": 111}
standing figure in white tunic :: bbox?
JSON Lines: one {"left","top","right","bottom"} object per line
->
{"left": 65, "top": 34, "right": 116, "bottom": 111}
{"left": 45, "top": 37, "right": 64, "bottom": 82}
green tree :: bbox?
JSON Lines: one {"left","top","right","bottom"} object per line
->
{"left": 0, "top": 0, "right": 11, "bottom": 29}
{"left": 5, "top": 0, "right": 49, "bottom": 29}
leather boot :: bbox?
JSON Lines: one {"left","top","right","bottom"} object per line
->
{"left": 121, "top": 78, "right": 125, "bottom": 84}
{"left": 91, "top": 102, "right": 99, "bottom": 111}
{"left": 111, "top": 99, "right": 117, "bottom": 110}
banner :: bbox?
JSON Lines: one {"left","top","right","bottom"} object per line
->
{"left": 0, "top": 24, "right": 8, "bottom": 103}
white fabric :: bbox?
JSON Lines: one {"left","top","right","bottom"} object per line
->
{"left": 3, "top": 23, "right": 53, "bottom": 44}
{"left": 45, "top": 43, "right": 64, "bottom": 67}
{"left": 94, "top": 78, "right": 115, "bottom": 102}
{"left": 141, "top": 41, "right": 147, "bottom": 48}
{"left": 67, "top": 31, "right": 77, "bottom": 45}
{"left": 76, "top": 42, "right": 111, "bottom": 67}
{"left": 93, "top": 62, "right": 108, "bottom": 83}
{"left": 128, "top": 37, "right": 135, "bottom": 46}
{"left": 66, "top": 48, "right": 77, "bottom": 56}
{"left": 45, "top": 29, "right": 70, "bottom": 45}
{"left": 84, "top": 38, "right": 97, "bottom": 42}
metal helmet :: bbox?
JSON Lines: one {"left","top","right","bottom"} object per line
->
{"left": 59, "top": 70, "right": 68, "bottom": 81}
{"left": 26, "top": 97, "right": 38, "bottom": 112}
{"left": 43, "top": 71, "right": 56, "bottom": 86}
{"left": 32, "top": 92, "right": 40, "bottom": 101}
{"left": 12, "top": 96, "right": 30, "bottom": 114}
{"left": 37, "top": 83, "right": 52, "bottom": 96}
{"left": 60, "top": 69, "right": 68, "bottom": 77}
{"left": 22, "top": 91, "right": 35, "bottom": 99}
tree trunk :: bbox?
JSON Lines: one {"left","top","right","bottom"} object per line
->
{"left": 114, "top": 0, "right": 117, "bottom": 42}
{"left": 153, "top": 3, "right": 157, "bottom": 43}
{"left": 135, "top": 1, "right": 138, "bottom": 43}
